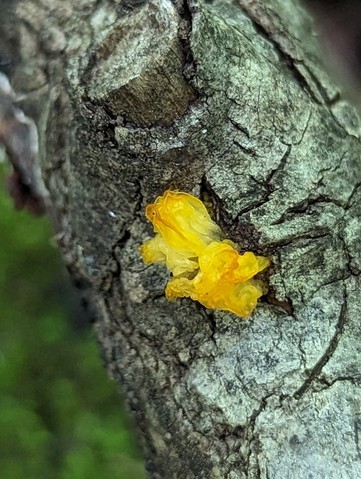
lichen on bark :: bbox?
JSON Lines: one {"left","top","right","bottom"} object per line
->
{"left": 3, "top": 0, "right": 361, "bottom": 477}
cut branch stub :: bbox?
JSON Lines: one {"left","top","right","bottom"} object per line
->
{"left": 86, "top": 0, "right": 197, "bottom": 126}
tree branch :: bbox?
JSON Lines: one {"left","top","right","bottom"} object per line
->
{"left": 3, "top": 0, "right": 361, "bottom": 477}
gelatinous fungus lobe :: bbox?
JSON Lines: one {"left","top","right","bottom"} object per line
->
{"left": 140, "top": 190, "right": 269, "bottom": 318}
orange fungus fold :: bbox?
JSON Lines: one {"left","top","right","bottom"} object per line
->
{"left": 140, "top": 190, "right": 270, "bottom": 318}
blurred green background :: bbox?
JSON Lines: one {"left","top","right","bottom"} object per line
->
{"left": 0, "top": 160, "right": 145, "bottom": 479}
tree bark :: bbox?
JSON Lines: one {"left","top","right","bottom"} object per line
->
{"left": 3, "top": 0, "right": 361, "bottom": 477}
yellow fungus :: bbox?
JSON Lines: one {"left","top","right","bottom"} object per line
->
{"left": 140, "top": 190, "right": 270, "bottom": 318}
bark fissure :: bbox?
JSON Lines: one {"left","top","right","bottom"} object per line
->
{"left": 293, "top": 287, "right": 348, "bottom": 399}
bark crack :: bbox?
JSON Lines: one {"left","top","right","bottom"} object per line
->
{"left": 244, "top": 392, "right": 276, "bottom": 478}
{"left": 354, "top": 419, "right": 361, "bottom": 462}
{"left": 237, "top": 1, "right": 361, "bottom": 146}
{"left": 293, "top": 285, "right": 348, "bottom": 399}
{"left": 237, "top": 2, "right": 322, "bottom": 105}
{"left": 173, "top": 0, "right": 200, "bottom": 87}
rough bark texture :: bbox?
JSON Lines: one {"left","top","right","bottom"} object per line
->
{"left": 3, "top": 0, "right": 361, "bottom": 477}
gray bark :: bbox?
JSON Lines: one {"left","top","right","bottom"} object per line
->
{"left": 3, "top": 0, "right": 361, "bottom": 477}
